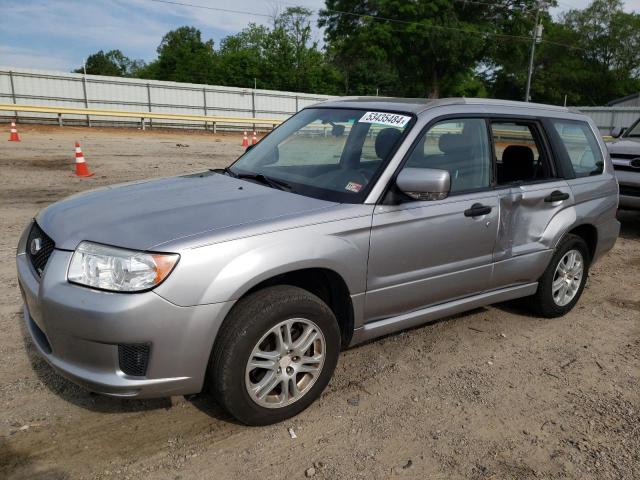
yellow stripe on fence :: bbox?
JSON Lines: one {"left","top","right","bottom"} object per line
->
{"left": 0, "top": 103, "right": 284, "bottom": 128}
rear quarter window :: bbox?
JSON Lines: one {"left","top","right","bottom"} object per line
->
{"left": 551, "top": 120, "right": 604, "bottom": 178}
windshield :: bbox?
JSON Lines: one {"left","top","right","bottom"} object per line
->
{"left": 624, "top": 118, "right": 640, "bottom": 137}
{"left": 229, "top": 108, "right": 413, "bottom": 203}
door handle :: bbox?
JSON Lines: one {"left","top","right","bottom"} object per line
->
{"left": 464, "top": 203, "right": 492, "bottom": 217}
{"left": 544, "top": 190, "right": 570, "bottom": 203}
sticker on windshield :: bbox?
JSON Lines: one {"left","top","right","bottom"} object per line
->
{"left": 345, "top": 181, "right": 363, "bottom": 193}
{"left": 359, "top": 111, "right": 411, "bottom": 128}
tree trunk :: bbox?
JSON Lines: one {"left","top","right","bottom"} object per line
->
{"left": 427, "top": 69, "right": 440, "bottom": 99}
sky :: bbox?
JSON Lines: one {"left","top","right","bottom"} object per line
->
{"left": 1, "top": 0, "right": 639, "bottom": 72}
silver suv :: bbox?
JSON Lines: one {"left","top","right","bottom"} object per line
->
{"left": 608, "top": 117, "right": 640, "bottom": 209}
{"left": 16, "top": 98, "right": 620, "bottom": 425}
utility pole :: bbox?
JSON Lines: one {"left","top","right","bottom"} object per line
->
{"left": 525, "top": 2, "right": 544, "bottom": 102}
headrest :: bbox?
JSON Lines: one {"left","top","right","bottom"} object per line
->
{"left": 438, "top": 132, "right": 472, "bottom": 154}
{"left": 502, "top": 145, "right": 534, "bottom": 166}
{"left": 375, "top": 128, "right": 402, "bottom": 159}
{"left": 501, "top": 145, "right": 535, "bottom": 182}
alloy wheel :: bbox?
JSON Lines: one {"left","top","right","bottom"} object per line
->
{"left": 245, "top": 318, "right": 326, "bottom": 409}
{"left": 552, "top": 249, "right": 584, "bottom": 307}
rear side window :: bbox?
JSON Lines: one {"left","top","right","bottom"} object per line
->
{"left": 491, "top": 121, "right": 553, "bottom": 185}
{"left": 404, "top": 118, "right": 492, "bottom": 193}
{"left": 551, "top": 120, "right": 604, "bottom": 177}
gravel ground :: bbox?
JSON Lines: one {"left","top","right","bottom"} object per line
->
{"left": 0, "top": 125, "right": 638, "bottom": 480}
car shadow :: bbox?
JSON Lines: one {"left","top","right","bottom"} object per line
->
{"left": 17, "top": 310, "right": 246, "bottom": 425}
{"left": 18, "top": 317, "right": 233, "bottom": 424}
{"left": 17, "top": 211, "right": 637, "bottom": 422}
{"left": 618, "top": 210, "right": 640, "bottom": 239}
{"left": 19, "top": 318, "right": 172, "bottom": 414}
{"left": 346, "top": 306, "right": 495, "bottom": 349}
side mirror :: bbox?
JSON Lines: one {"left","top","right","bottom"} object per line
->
{"left": 396, "top": 168, "right": 450, "bottom": 201}
{"left": 610, "top": 127, "right": 623, "bottom": 138}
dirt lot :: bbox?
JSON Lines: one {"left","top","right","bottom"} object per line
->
{"left": 0, "top": 125, "right": 638, "bottom": 480}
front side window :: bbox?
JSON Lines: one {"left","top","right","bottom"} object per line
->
{"left": 492, "top": 121, "right": 552, "bottom": 185}
{"left": 404, "top": 118, "right": 492, "bottom": 193}
{"left": 230, "top": 108, "right": 412, "bottom": 203}
{"left": 551, "top": 120, "right": 604, "bottom": 177}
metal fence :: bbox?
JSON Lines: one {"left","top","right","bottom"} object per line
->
{"left": 574, "top": 107, "right": 640, "bottom": 134}
{"left": 0, "top": 67, "right": 333, "bottom": 129}
{"left": 2, "top": 67, "right": 638, "bottom": 134}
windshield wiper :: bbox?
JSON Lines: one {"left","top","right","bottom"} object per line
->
{"left": 209, "top": 167, "right": 238, "bottom": 177}
{"left": 236, "top": 172, "right": 294, "bottom": 192}
{"left": 210, "top": 168, "right": 293, "bottom": 192}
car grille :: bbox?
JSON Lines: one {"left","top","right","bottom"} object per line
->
{"left": 619, "top": 185, "right": 640, "bottom": 197}
{"left": 610, "top": 153, "right": 638, "bottom": 160}
{"left": 26, "top": 222, "right": 55, "bottom": 277}
{"left": 118, "top": 344, "right": 151, "bottom": 377}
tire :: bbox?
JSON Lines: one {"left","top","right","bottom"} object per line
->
{"left": 528, "top": 233, "right": 590, "bottom": 318}
{"left": 209, "top": 285, "right": 341, "bottom": 426}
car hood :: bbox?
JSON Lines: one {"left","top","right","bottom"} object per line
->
{"left": 37, "top": 172, "right": 337, "bottom": 251}
{"left": 606, "top": 138, "right": 640, "bottom": 155}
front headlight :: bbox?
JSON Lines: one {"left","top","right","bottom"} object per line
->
{"left": 68, "top": 241, "right": 179, "bottom": 292}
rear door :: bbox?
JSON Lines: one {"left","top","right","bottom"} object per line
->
{"left": 489, "top": 119, "right": 573, "bottom": 289}
{"left": 365, "top": 118, "right": 499, "bottom": 322}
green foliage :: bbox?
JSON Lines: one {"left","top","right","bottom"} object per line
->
{"left": 74, "top": 50, "right": 145, "bottom": 77}
{"left": 319, "top": 0, "right": 495, "bottom": 98}
{"left": 74, "top": 1, "right": 640, "bottom": 104}
{"left": 142, "top": 26, "right": 219, "bottom": 84}
{"left": 487, "top": 0, "right": 640, "bottom": 105}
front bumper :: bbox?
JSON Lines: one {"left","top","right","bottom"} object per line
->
{"left": 16, "top": 243, "right": 234, "bottom": 399}
{"left": 614, "top": 170, "right": 640, "bottom": 210}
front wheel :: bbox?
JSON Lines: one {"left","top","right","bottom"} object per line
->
{"left": 209, "top": 286, "right": 341, "bottom": 425}
{"left": 529, "top": 234, "right": 590, "bottom": 318}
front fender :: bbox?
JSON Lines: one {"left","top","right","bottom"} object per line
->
{"left": 154, "top": 216, "right": 372, "bottom": 307}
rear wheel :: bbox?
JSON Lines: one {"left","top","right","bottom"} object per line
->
{"left": 210, "top": 285, "right": 340, "bottom": 425}
{"left": 528, "top": 234, "right": 590, "bottom": 318}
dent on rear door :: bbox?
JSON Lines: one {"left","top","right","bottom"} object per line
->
{"left": 492, "top": 181, "right": 572, "bottom": 288}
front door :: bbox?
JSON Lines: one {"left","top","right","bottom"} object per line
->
{"left": 365, "top": 118, "right": 499, "bottom": 322}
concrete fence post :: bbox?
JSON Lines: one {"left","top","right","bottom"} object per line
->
{"left": 9, "top": 71, "right": 17, "bottom": 118}
{"left": 147, "top": 83, "right": 153, "bottom": 129}
{"left": 251, "top": 90, "right": 256, "bottom": 130}
{"left": 82, "top": 75, "right": 91, "bottom": 127}
{"left": 203, "top": 88, "right": 208, "bottom": 131}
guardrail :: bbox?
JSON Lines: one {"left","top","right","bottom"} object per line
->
{"left": 0, "top": 103, "right": 284, "bottom": 131}
{"left": 0, "top": 102, "right": 615, "bottom": 142}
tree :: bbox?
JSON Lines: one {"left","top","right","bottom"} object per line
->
{"left": 319, "top": 0, "right": 495, "bottom": 98}
{"left": 218, "top": 24, "right": 270, "bottom": 88}
{"left": 486, "top": 0, "right": 640, "bottom": 105}
{"left": 557, "top": 0, "right": 640, "bottom": 103}
{"left": 144, "top": 26, "right": 219, "bottom": 84}
{"left": 74, "top": 50, "right": 145, "bottom": 77}
{"left": 217, "top": 8, "right": 341, "bottom": 94}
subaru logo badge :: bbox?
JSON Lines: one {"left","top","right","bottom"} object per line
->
{"left": 630, "top": 158, "right": 640, "bottom": 169}
{"left": 30, "top": 238, "right": 42, "bottom": 255}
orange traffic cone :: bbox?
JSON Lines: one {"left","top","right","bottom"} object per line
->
{"left": 74, "top": 142, "right": 94, "bottom": 177}
{"left": 241, "top": 130, "right": 249, "bottom": 147}
{"left": 252, "top": 130, "right": 258, "bottom": 145}
{"left": 8, "top": 121, "right": 20, "bottom": 141}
